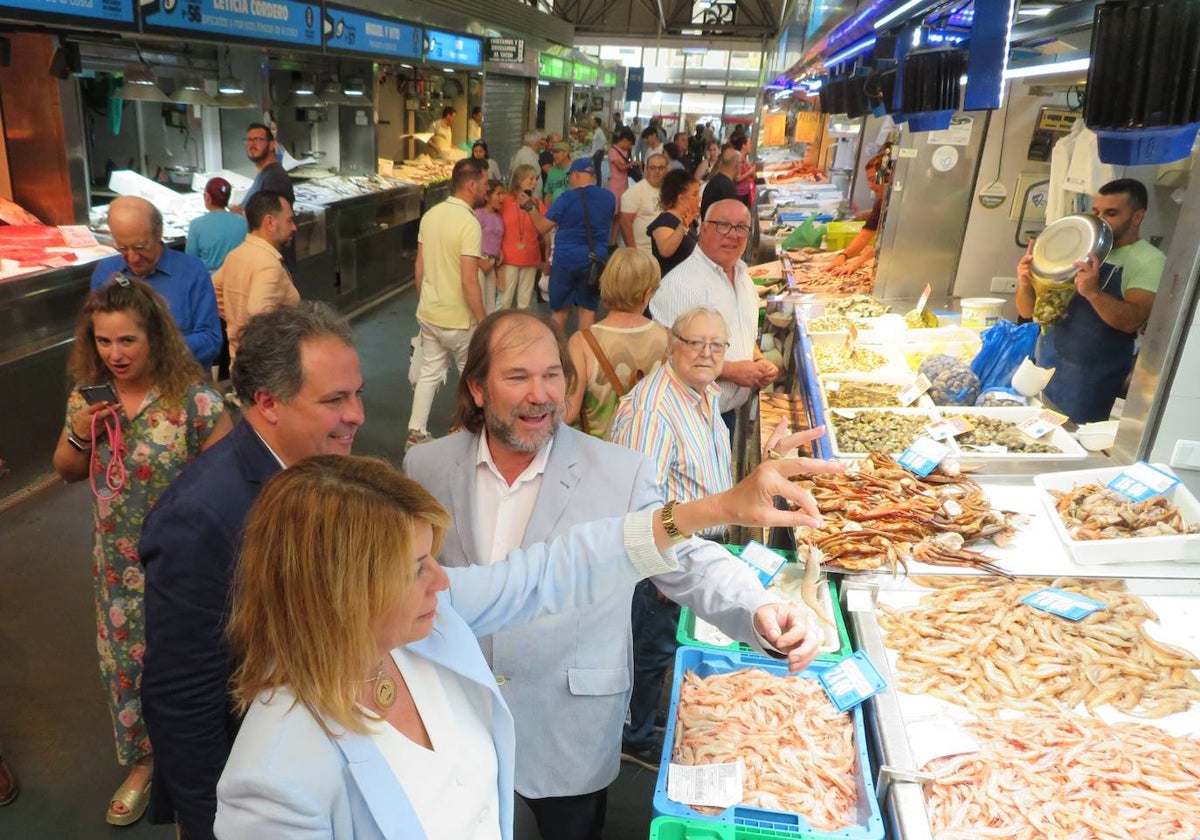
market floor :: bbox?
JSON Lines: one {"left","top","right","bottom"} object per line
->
{"left": 0, "top": 287, "right": 658, "bottom": 839}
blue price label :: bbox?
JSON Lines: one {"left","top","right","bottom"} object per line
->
{"left": 1106, "top": 462, "right": 1180, "bottom": 503}
{"left": 736, "top": 541, "right": 788, "bottom": 588}
{"left": 818, "top": 651, "right": 887, "bottom": 712}
{"left": 1021, "top": 587, "right": 1106, "bottom": 621}
{"left": 897, "top": 437, "right": 951, "bottom": 477}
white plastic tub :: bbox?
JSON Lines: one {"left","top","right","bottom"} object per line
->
{"left": 1033, "top": 464, "right": 1200, "bottom": 565}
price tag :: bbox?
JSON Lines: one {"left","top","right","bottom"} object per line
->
{"left": 916, "top": 282, "right": 932, "bottom": 314}
{"left": 826, "top": 380, "right": 841, "bottom": 391}
{"left": 925, "top": 415, "right": 974, "bottom": 441}
{"left": 898, "top": 374, "right": 932, "bottom": 406}
{"left": 818, "top": 651, "right": 887, "bottom": 711}
{"left": 898, "top": 438, "right": 952, "bottom": 477}
{"left": 1021, "top": 587, "right": 1106, "bottom": 621}
{"left": 1106, "top": 462, "right": 1181, "bottom": 502}
{"left": 59, "top": 225, "right": 100, "bottom": 248}
{"left": 1017, "top": 409, "right": 1068, "bottom": 439}
{"left": 667, "top": 761, "right": 745, "bottom": 809}
{"left": 736, "top": 541, "right": 789, "bottom": 588}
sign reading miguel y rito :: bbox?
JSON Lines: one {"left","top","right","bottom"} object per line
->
{"left": 139, "top": 0, "right": 319, "bottom": 47}
{"left": 423, "top": 28, "right": 483, "bottom": 67}
{"left": 323, "top": 4, "right": 421, "bottom": 59}
{"left": 3, "top": 0, "right": 136, "bottom": 27}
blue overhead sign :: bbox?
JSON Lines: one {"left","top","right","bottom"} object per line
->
{"left": 0, "top": 0, "right": 136, "bottom": 28}
{"left": 423, "top": 28, "right": 483, "bottom": 67}
{"left": 323, "top": 4, "right": 421, "bottom": 59}
{"left": 139, "top": 0, "right": 321, "bottom": 48}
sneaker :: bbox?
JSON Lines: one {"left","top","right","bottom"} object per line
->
{"left": 405, "top": 429, "right": 433, "bottom": 452}
{"left": 620, "top": 739, "right": 663, "bottom": 772}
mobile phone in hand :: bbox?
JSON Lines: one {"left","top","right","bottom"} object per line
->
{"left": 80, "top": 383, "right": 119, "bottom": 404}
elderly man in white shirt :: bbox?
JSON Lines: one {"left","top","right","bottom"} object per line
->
{"left": 509, "top": 130, "right": 544, "bottom": 200}
{"left": 650, "top": 199, "right": 777, "bottom": 432}
{"left": 619, "top": 152, "right": 668, "bottom": 253}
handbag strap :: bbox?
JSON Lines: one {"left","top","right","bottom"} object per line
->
{"left": 581, "top": 327, "right": 630, "bottom": 397}
{"left": 577, "top": 187, "right": 597, "bottom": 258}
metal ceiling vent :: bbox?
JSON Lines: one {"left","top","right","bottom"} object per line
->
{"left": 692, "top": 0, "right": 738, "bottom": 27}
{"left": 1084, "top": 0, "right": 1200, "bottom": 163}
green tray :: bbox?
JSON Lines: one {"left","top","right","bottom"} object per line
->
{"left": 649, "top": 816, "right": 736, "bottom": 840}
{"left": 676, "top": 546, "right": 851, "bottom": 661}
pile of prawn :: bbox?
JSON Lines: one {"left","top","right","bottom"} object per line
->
{"left": 879, "top": 576, "right": 1200, "bottom": 718}
{"left": 672, "top": 668, "right": 860, "bottom": 830}
{"left": 792, "top": 451, "right": 1024, "bottom": 575}
{"left": 925, "top": 715, "right": 1200, "bottom": 839}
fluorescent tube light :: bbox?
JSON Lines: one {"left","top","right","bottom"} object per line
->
{"left": 826, "top": 36, "right": 877, "bottom": 66}
{"left": 874, "top": 0, "right": 924, "bottom": 30}
{"left": 1002, "top": 57, "right": 1090, "bottom": 79}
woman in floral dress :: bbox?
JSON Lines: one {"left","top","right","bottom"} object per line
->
{"left": 53, "top": 277, "right": 231, "bottom": 826}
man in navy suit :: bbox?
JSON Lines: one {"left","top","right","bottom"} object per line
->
{"left": 139, "top": 301, "right": 364, "bottom": 840}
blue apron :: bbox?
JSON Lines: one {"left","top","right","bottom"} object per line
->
{"left": 1036, "top": 263, "right": 1135, "bottom": 424}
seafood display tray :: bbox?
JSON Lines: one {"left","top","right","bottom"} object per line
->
{"left": 653, "top": 648, "right": 885, "bottom": 840}
{"left": 823, "top": 407, "right": 942, "bottom": 459}
{"left": 819, "top": 374, "right": 935, "bottom": 409}
{"left": 808, "top": 345, "right": 910, "bottom": 377}
{"left": 677, "top": 576, "right": 851, "bottom": 660}
{"left": 853, "top": 576, "right": 1200, "bottom": 839}
{"left": 942, "top": 407, "right": 1088, "bottom": 460}
{"left": 1033, "top": 464, "right": 1200, "bottom": 565}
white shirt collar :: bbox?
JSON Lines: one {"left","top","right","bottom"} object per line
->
{"left": 475, "top": 430, "right": 554, "bottom": 487}
{"left": 691, "top": 246, "right": 747, "bottom": 282}
{"left": 248, "top": 422, "right": 288, "bottom": 468}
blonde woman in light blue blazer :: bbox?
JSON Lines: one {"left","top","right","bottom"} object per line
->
{"left": 215, "top": 454, "right": 824, "bottom": 839}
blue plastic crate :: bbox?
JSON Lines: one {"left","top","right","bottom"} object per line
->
{"left": 653, "top": 648, "right": 884, "bottom": 840}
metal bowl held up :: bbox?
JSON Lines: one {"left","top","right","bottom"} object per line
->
{"left": 1031, "top": 213, "right": 1113, "bottom": 282}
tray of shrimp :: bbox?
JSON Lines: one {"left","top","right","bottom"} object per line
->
{"left": 653, "top": 648, "right": 885, "bottom": 840}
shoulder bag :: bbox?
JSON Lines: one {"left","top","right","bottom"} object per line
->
{"left": 577, "top": 187, "right": 607, "bottom": 292}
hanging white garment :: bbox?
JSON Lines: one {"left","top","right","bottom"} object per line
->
{"left": 1063, "top": 126, "right": 1118, "bottom": 197}
{"left": 1045, "top": 120, "right": 1081, "bottom": 224}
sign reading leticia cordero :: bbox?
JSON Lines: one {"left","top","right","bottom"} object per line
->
{"left": 139, "top": 0, "right": 320, "bottom": 48}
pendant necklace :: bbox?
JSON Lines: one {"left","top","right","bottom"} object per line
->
{"left": 372, "top": 660, "right": 397, "bottom": 710}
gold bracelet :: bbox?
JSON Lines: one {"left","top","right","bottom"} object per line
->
{"left": 660, "top": 500, "right": 692, "bottom": 543}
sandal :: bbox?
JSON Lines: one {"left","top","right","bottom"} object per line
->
{"left": 106, "top": 777, "right": 152, "bottom": 826}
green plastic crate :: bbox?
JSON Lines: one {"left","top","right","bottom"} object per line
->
{"left": 649, "top": 816, "right": 736, "bottom": 840}
{"left": 676, "top": 546, "right": 851, "bottom": 661}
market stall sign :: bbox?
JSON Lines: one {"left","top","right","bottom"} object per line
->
{"left": 323, "top": 5, "right": 420, "bottom": 60}
{"left": 626, "top": 66, "right": 644, "bottom": 101}
{"left": 485, "top": 37, "right": 524, "bottom": 63}
{"left": 139, "top": 0, "right": 320, "bottom": 48}
{"left": 424, "top": 28, "right": 482, "bottom": 67}
{"left": 573, "top": 63, "right": 598, "bottom": 84}
{"left": 601, "top": 69, "right": 617, "bottom": 87}
{"left": 2, "top": 0, "right": 136, "bottom": 29}
{"left": 538, "top": 54, "right": 572, "bottom": 81}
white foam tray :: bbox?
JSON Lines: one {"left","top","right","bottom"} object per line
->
{"left": 825, "top": 407, "right": 943, "bottom": 459}
{"left": 940, "top": 407, "right": 1088, "bottom": 461}
{"left": 1033, "top": 464, "right": 1200, "bottom": 565}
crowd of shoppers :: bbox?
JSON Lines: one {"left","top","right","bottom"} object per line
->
{"left": 35, "top": 113, "right": 783, "bottom": 840}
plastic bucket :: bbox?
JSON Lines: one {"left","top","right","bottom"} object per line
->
{"left": 960, "top": 297, "right": 1005, "bottom": 329}
{"left": 824, "top": 220, "right": 866, "bottom": 251}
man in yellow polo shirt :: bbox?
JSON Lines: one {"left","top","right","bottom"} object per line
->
{"left": 407, "top": 158, "right": 490, "bottom": 449}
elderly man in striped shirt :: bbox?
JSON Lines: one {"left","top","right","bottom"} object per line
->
{"left": 608, "top": 304, "right": 734, "bottom": 769}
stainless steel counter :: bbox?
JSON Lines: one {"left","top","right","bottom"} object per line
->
{"left": 328, "top": 184, "right": 421, "bottom": 304}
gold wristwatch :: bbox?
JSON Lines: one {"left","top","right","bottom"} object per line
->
{"left": 660, "top": 500, "right": 692, "bottom": 543}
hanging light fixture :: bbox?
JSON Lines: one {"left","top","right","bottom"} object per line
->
{"left": 320, "top": 76, "right": 347, "bottom": 105}
{"left": 170, "top": 73, "right": 217, "bottom": 106}
{"left": 117, "top": 62, "right": 170, "bottom": 103}
{"left": 341, "top": 74, "right": 372, "bottom": 104}
{"left": 216, "top": 47, "right": 248, "bottom": 98}
{"left": 288, "top": 74, "right": 324, "bottom": 108}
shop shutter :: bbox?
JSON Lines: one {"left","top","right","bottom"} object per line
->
{"left": 484, "top": 74, "right": 531, "bottom": 181}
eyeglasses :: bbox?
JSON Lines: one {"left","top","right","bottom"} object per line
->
{"left": 243, "top": 135, "right": 269, "bottom": 145}
{"left": 114, "top": 242, "right": 157, "bottom": 255}
{"left": 705, "top": 220, "right": 752, "bottom": 238}
{"left": 647, "top": 164, "right": 668, "bottom": 171}
{"left": 673, "top": 333, "right": 729, "bottom": 355}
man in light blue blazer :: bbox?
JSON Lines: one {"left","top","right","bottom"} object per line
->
{"left": 404, "top": 310, "right": 827, "bottom": 840}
